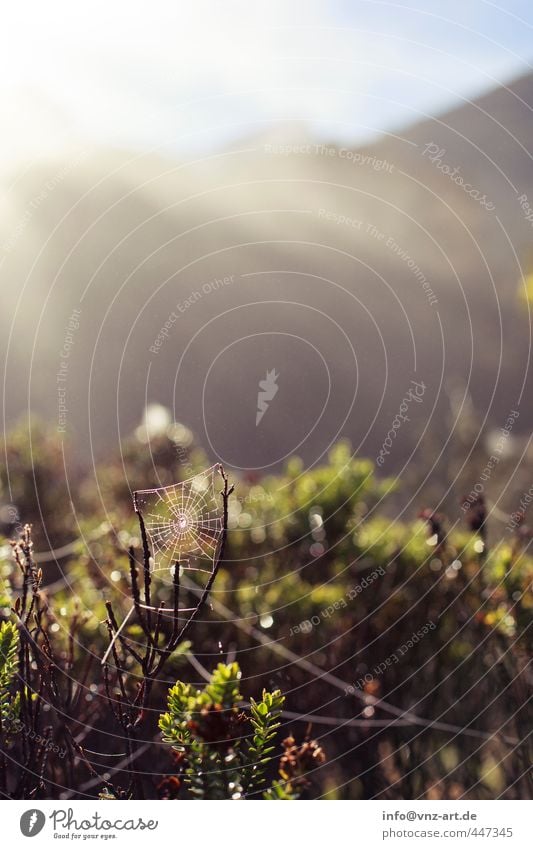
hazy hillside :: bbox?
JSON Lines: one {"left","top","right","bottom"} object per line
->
{"left": 1, "top": 72, "right": 532, "bottom": 485}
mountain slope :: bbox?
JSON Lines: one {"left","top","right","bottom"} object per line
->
{"left": 1, "top": 72, "right": 532, "bottom": 485}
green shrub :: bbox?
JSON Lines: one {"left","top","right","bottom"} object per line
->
{"left": 160, "top": 662, "right": 325, "bottom": 799}
{"left": 0, "top": 621, "right": 19, "bottom": 732}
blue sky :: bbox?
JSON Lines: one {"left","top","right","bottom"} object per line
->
{"left": 0, "top": 0, "right": 532, "bottom": 162}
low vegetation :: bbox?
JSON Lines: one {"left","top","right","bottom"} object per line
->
{"left": 0, "top": 421, "right": 531, "bottom": 799}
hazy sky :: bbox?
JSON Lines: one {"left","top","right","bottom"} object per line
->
{"left": 1, "top": 0, "right": 532, "bottom": 162}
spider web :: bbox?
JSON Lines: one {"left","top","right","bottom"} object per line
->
{"left": 133, "top": 464, "right": 224, "bottom": 575}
